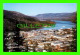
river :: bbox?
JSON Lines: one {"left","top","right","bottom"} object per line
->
{"left": 39, "top": 20, "right": 76, "bottom": 30}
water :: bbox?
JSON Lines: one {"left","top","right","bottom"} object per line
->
{"left": 39, "top": 20, "right": 76, "bottom": 30}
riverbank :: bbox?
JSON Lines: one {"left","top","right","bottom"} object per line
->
{"left": 4, "top": 28, "right": 76, "bottom": 52}
{"left": 20, "top": 28, "right": 76, "bottom": 52}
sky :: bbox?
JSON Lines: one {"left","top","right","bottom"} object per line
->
{"left": 4, "top": 3, "right": 77, "bottom": 16}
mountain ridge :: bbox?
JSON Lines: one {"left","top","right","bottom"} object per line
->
{"left": 35, "top": 12, "right": 76, "bottom": 22}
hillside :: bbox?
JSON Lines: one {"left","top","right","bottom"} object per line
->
{"left": 4, "top": 10, "right": 55, "bottom": 32}
{"left": 4, "top": 10, "right": 40, "bottom": 31}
